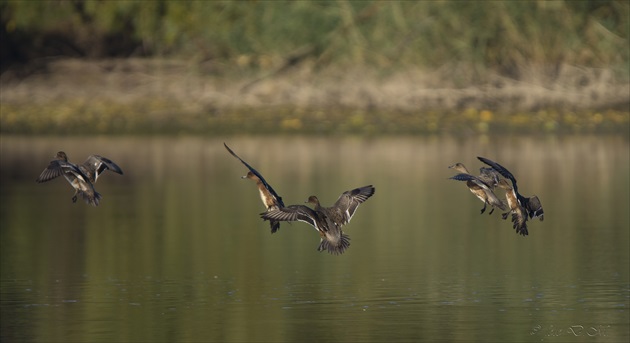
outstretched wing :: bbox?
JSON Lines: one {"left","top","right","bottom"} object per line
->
{"left": 36, "top": 160, "right": 65, "bottom": 183}
{"left": 450, "top": 173, "right": 506, "bottom": 210}
{"left": 479, "top": 167, "right": 500, "bottom": 188}
{"left": 261, "top": 205, "right": 322, "bottom": 232}
{"left": 332, "top": 185, "right": 375, "bottom": 225}
{"left": 224, "top": 143, "right": 284, "bottom": 207}
{"left": 83, "top": 155, "right": 123, "bottom": 182}
{"left": 477, "top": 156, "right": 519, "bottom": 193}
{"left": 449, "top": 173, "right": 492, "bottom": 190}
{"left": 36, "top": 160, "right": 85, "bottom": 183}
{"left": 477, "top": 156, "right": 535, "bottom": 210}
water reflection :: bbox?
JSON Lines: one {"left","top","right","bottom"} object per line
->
{"left": 1, "top": 134, "right": 628, "bottom": 342}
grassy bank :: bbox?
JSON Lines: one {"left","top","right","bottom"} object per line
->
{"left": 1, "top": 1, "right": 628, "bottom": 135}
{"left": 1, "top": 59, "right": 628, "bottom": 135}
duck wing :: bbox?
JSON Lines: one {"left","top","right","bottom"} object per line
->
{"left": 330, "top": 185, "right": 375, "bottom": 225}
{"left": 82, "top": 155, "right": 123, "bottom": 182}
{"left": 449, "top": 173, "right": 492, "bottom": 189}
{"left": 477, "top": 157, "right": 519, "bottom": 192}
{"left": 36, "top": 160, "right": 85, "bottom": 183}
{"left": 478, "top": 167, "right": 500, "bottom": 188}
{"left": 450, "top": 173, "right": 506, "bottom": 210}
{"left": 478, "top": 157, "right": 546, "bottom": 220}
{"left": 261, "top": 205, "right": 322, "bottom": 231}
{"left": 526, "top": 195, "right": 544, "bottom": 221}
{"left": 224, "top": 143, "right": 285, "bottom": 207}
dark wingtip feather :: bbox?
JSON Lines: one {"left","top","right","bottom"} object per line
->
{"left": 223, "top": 142, "right": 235, "bottom": 156}
{"left": 449, "top": 173, "right": 474, "bottom": 182}
{"left": 224, "top": 143, "right": 285, "bottom": 208}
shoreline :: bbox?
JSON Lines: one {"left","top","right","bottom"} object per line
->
{"left": 1, "top": 59, "right": 628, "bottom": 135}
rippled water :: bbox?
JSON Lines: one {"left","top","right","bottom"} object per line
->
{"left": 1, "top": 134, "right": 628, "bottom": 342}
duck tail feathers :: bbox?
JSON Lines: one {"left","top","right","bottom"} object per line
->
{"left": 80, "top": 190, "right": 102, "bottom": 207}
{"left": 317, "top": 233, "right": 351, "bottom": 255}
{"left": 270, "top": 220, "right": 280, "bottom": 234}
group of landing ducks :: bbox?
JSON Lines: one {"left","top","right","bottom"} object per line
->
{"left": 36, "top": 145, "right": 543, "bottom": 255}
{"left": 448, "top": 157, "right": 544, "bottom": 236}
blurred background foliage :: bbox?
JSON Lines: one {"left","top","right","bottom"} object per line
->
{"left": 0, "top": 0, "right": 628, "bottom": 135}
{"left": 2, "top": 0, "right": 628, "bottom": 77}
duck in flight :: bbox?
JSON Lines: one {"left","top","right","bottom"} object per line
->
{"left": 36, "top": 151, "right": 123, "bottom": 206}
{"left": 224, "top": 143, "right": 285, "bottom": 233}
{"left": 77, "top": 155, "right": 124, "bottom": 183}
{"left": 448, "top": 162, "right": 506, "bottom": 215}
{"left": 496, "top": 179, "right": 529, "bottom": 236}
{"left": 477, "top": 156, "right": 544, "bottom": 222}
{"left": 261, "top": 185, "right": 375, "bottom": 255}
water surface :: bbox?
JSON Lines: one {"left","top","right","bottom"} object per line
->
{"left": 1, "top": 134, "right": 628, "bottom": 342}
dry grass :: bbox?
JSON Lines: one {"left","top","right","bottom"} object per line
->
{"left": 1, "top": 58, "right": 628, "bottom": 134}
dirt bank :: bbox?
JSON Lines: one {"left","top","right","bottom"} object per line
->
{"left": 1, "top": 58, "right": 628, "bottom": 134}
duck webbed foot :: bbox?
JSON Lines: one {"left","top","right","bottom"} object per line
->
{"left": 479, "top": 203, "right": 487, "bottom": 214}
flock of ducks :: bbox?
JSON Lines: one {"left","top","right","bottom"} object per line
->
{"left": 449, "top": 157, "right": 544, "bottom": 236}
{"left": 35, "top": 147, "right": 544, "bottom": 254}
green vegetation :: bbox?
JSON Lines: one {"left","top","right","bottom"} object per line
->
{"left": 1, "top": 1, "right": 628, "bottom": 135}
{"left": 3, "top": 1, "right": 628, "bottom": 76}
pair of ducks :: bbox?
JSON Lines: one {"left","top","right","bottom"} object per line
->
{"left": 36, "top": 151, "right": 123, "bottom": 206}
{"left": 225, "top": 143, "right": 375, "bottom": 255}
{"left": 449, "top": 157, "right": 544, "bottom": 236}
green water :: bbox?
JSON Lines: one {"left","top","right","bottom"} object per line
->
{"left": 1, "top": 134, "right": 628, "bottom": 342}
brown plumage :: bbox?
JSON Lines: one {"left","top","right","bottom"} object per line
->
{"left": 261, "top": 185, "right": 375, "bottom": 255}
{"left": 497, "top": 179, "right": 528, "bottom": 236}
{"left": 78, "top": 155, "right": 123, "bottom": 183}
{"left": 477, "top": 156, "right": 544, "bottom": 222}
{"left": 448, "top": 163, "right": 506, "bottom": 215}
{"left": 36, "top": 151, "right": 102, "bottom": 206}
{"left": 224, "top": 143, "right": 284, "bottom": 233}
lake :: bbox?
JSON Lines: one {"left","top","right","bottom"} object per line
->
{"left": 1, "top": 134, "right": 628, "bottom": 342}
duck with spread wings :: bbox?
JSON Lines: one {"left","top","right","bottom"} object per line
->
{"left": 448, "top": 162, "right": 506, "bottom": 215}
{"left": 36, "top": 151, "right": 123, "bottom": 206}
{"left": 224, "top": 143, "right": 285, "bottom": 233}
{"left": 477, "top": 156, "right": 544, "bottom": 221}
{"left": 261, "top": 185, "right": 375, "bottom": 255}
